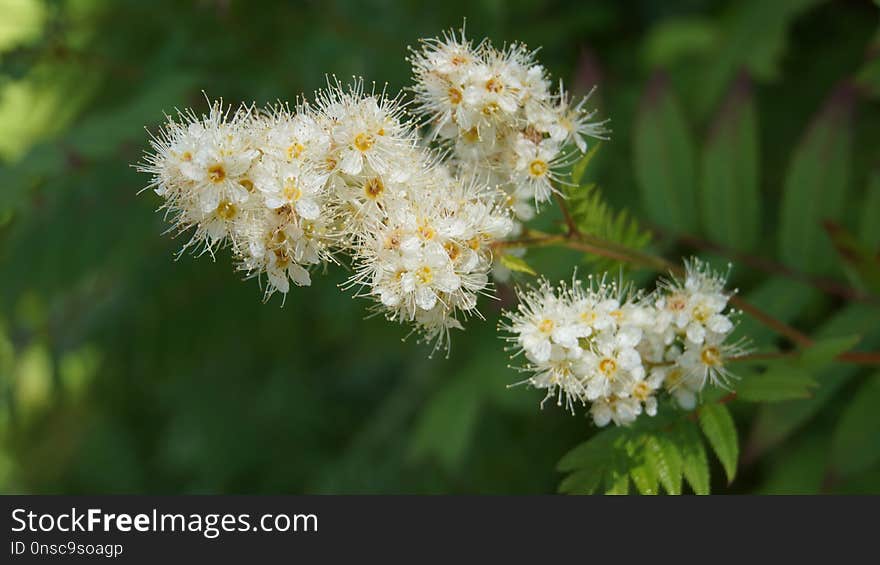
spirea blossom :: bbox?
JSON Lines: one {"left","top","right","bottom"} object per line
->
{"left": 139, "top": 81, "right": 512, "bottom": 350}
{"left": 139, "top": 29, "right": 613, "bottom": 355}
{"left": 502, "top": 259, "right": 746, "bottom": 426}
{"left": 409, "top": 28, "right": 609, "bottom": 220}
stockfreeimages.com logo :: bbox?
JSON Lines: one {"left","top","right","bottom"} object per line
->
{"left": 11, "top": 508, "right": 318, "bottom": 539}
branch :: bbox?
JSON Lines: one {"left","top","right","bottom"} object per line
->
{"left": 494, "top": 230, "right": 880, "bottom": 366}
{"left": 658, "top": 229, "right": 879, "bottom": 305}
{"left": 553, "top": 191, "right": 579, "bottom": 236}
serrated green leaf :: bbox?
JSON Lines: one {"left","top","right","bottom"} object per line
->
{"left": 629, "top": 461, "right": 660, "bottom": 495}
{"left": 699, "top": 404, "right": 739, "bottom": 482}
{"left": 737, "top": 364, "right": 817, "bottom": 402}
{"left": 799, "top": 334, "right": 861, "bottom": 368}
{"left": 778, "top": 84, "right": 854, "bottom": 274}
{"left": 564, "top": 183, "right": 651, "bottom": 272}
{"left": 634, "top": 72, "right": 698, "bottom": 232}
{"left": 645, "top": 434, "right": 683, "bottom": 495}
{"left": 557, "top": 427, "right": 622, "bottom": 472}
{"left": 558, "top": 468, "right": 603, "bottom": 495}
{"left": 831, "top": 373, "right": 880, "bottom": 477}
{"left": 499, "top": 254, "right": 537, "bottom": 276}
{"left": 700, "top": 74, "right": 760, "bottom": 251}
{"left": 674, "top": 421, "right": 711, "bottom": 495}
{"left": 604, "top": 454, "right": 631, "bottom": 495}
{"left": 748, "top": 305, "right": 880, "bottom": 458}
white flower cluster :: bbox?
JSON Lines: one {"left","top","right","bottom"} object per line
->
{"left": 139, "top": 81, "right": 513, "bottom": 349}
{"left": 409, "top": 28, "right": 608, "bottom": 221}
{"left": 140, "top": 28, "right": 610, "bottom": 353}
{"left": 502, "top": 259, "right": 746, "bottom": 427}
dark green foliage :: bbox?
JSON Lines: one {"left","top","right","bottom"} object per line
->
{"left": 2, "top": 0, "right": 880, "bottom": 495}
{"left": 564, "top": 147, "right": 651, "bottom": 272}
{"left": 558, "top": 409, "right": 720, "bottom": 495}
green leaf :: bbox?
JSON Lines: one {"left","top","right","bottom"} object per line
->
{"left": 856, "top": 54, "right": 880, "bottom": 100}
{"left": 831, "top": 373, "right": 880, "bottom": 477}
{"left": 563, "top": 183, "right": 651, "bottom": 272}
{"left": 799, "top": 334, "right": 861, "bottom": 368}
{"left": 778, "top": 84, "right": 855, "bottom": 274}
{"left": 700, "top": 74, "right": 760, "bottom": 251}
{"left": 644, "top": 434, "right": 683, "bottom": 495}
{"left": 629, "top": 460, "right": 660, "bottom": 495}
{"left": 557, "top": 427, "right": 622, "bottom": 472}
{"left": 673, "top": 421, "right": 711, "bottom": 495}
{"left": 699, "top": 404, "right": 739, "bottom": 482}
{"left": 604, "top": 452, "right": 631, "bottom": 495}
{"left": 499, "top": 254, "right": 537, "bottom": 276}
{"left": 408, "top": 378, "right": 480, "bottom": 472}
{"left": 633, "top": 72, "right": 698, "bottom": 232}
{"left": 736, "top": 364, "right": 817, "bottom": 402}
{"left": 824, "top": 222, "right": 880, "bottom": 295}
{"left": 695, "top": 0, "right": 822, "bottom": 116}
{"left": 747, "top": 305, "right": 880, "bottom": 458}
{"left": 558, "top": 468, "right": 603, "bottom": 495}
{"left": 642, "top": 17, "right": 719, "bottom": 68}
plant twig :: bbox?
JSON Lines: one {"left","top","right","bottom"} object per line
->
{"left": 553, "top": 191, "right": 579, "bottom": 236}
{"left": 663, "top": 230, "right": 879, "bottom": 304}
{"left": 494, "top": 228, "right": 880, "bottom": 366}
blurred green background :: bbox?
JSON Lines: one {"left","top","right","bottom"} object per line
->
{"left": 1, "top": 0, "right": 879, "bottom": 494}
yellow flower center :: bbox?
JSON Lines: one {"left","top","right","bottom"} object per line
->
{"left": 528, "top": 159, "right": 548, "bottom": 178}
{"left": 463, "top": 127, "right": 480, "bottom": 143}
{"left": 448, "top": 87, "right": 462, "bottom": 105}
{"left": 580, "top": 310, "right": 598, "bottom": 324}
{"left": 485, "top": 77, "right": 503, "bottom": 93}
{"left": 668, "top": 294, "right": 687, "bottom": 312}
{"left": 215, "top": 200, "right": 237, "bottom": 220}
{"left": 599, "top": 358, "right": 618, "bottom": 377}
{"left": 633, "top": 382, "right": 650, "bottom": 400}
{"left": 384, "top": 229, "right": 402, "bottom": 249}
{"left": 444, "top": 242, "right": 460, "bottom": 260}
{"left": 283, "top": 180, "right": 302, "bottom": 202}
{"left": 417, "top": 222, "right": 436, "bottom": 241}
{"left": 273, "top": 248, "right": 290, "bottom": 268}
{"left": 467, "top": 237, "right": 481, "bottom": 251}
{"left": 700, "top": 346, "right": 722, "bottom": 367}
{"left": 692, "top": 303, "right": 711, "bottom": 323}
{"left": 537, "top": 319, "right": 555, "bottom": 334}
{"left": 481, "top": 102, "right": 500, "bottom": 116}
{"left": 364, "top": 177, "right": 384, "bottom": 200}
{"left": 239, "top": 179, "right": 255, "bottom": 192}
{"left": 286, "top": 142, "right": 305, "bottom": 160}
{"left": 181, "top": 151, "right": 192, "bottom": 161}
{"left": 416, "top": 266, "right": 434, "bottom": 284}
{"left": 207, "top": 164, "right": 226, "bottom": 183}
{"left": 354, "top": 132, "right": 374, "bottom": 152}
{"left": 665, "top": 368, "right": 684, "bottom": 387}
